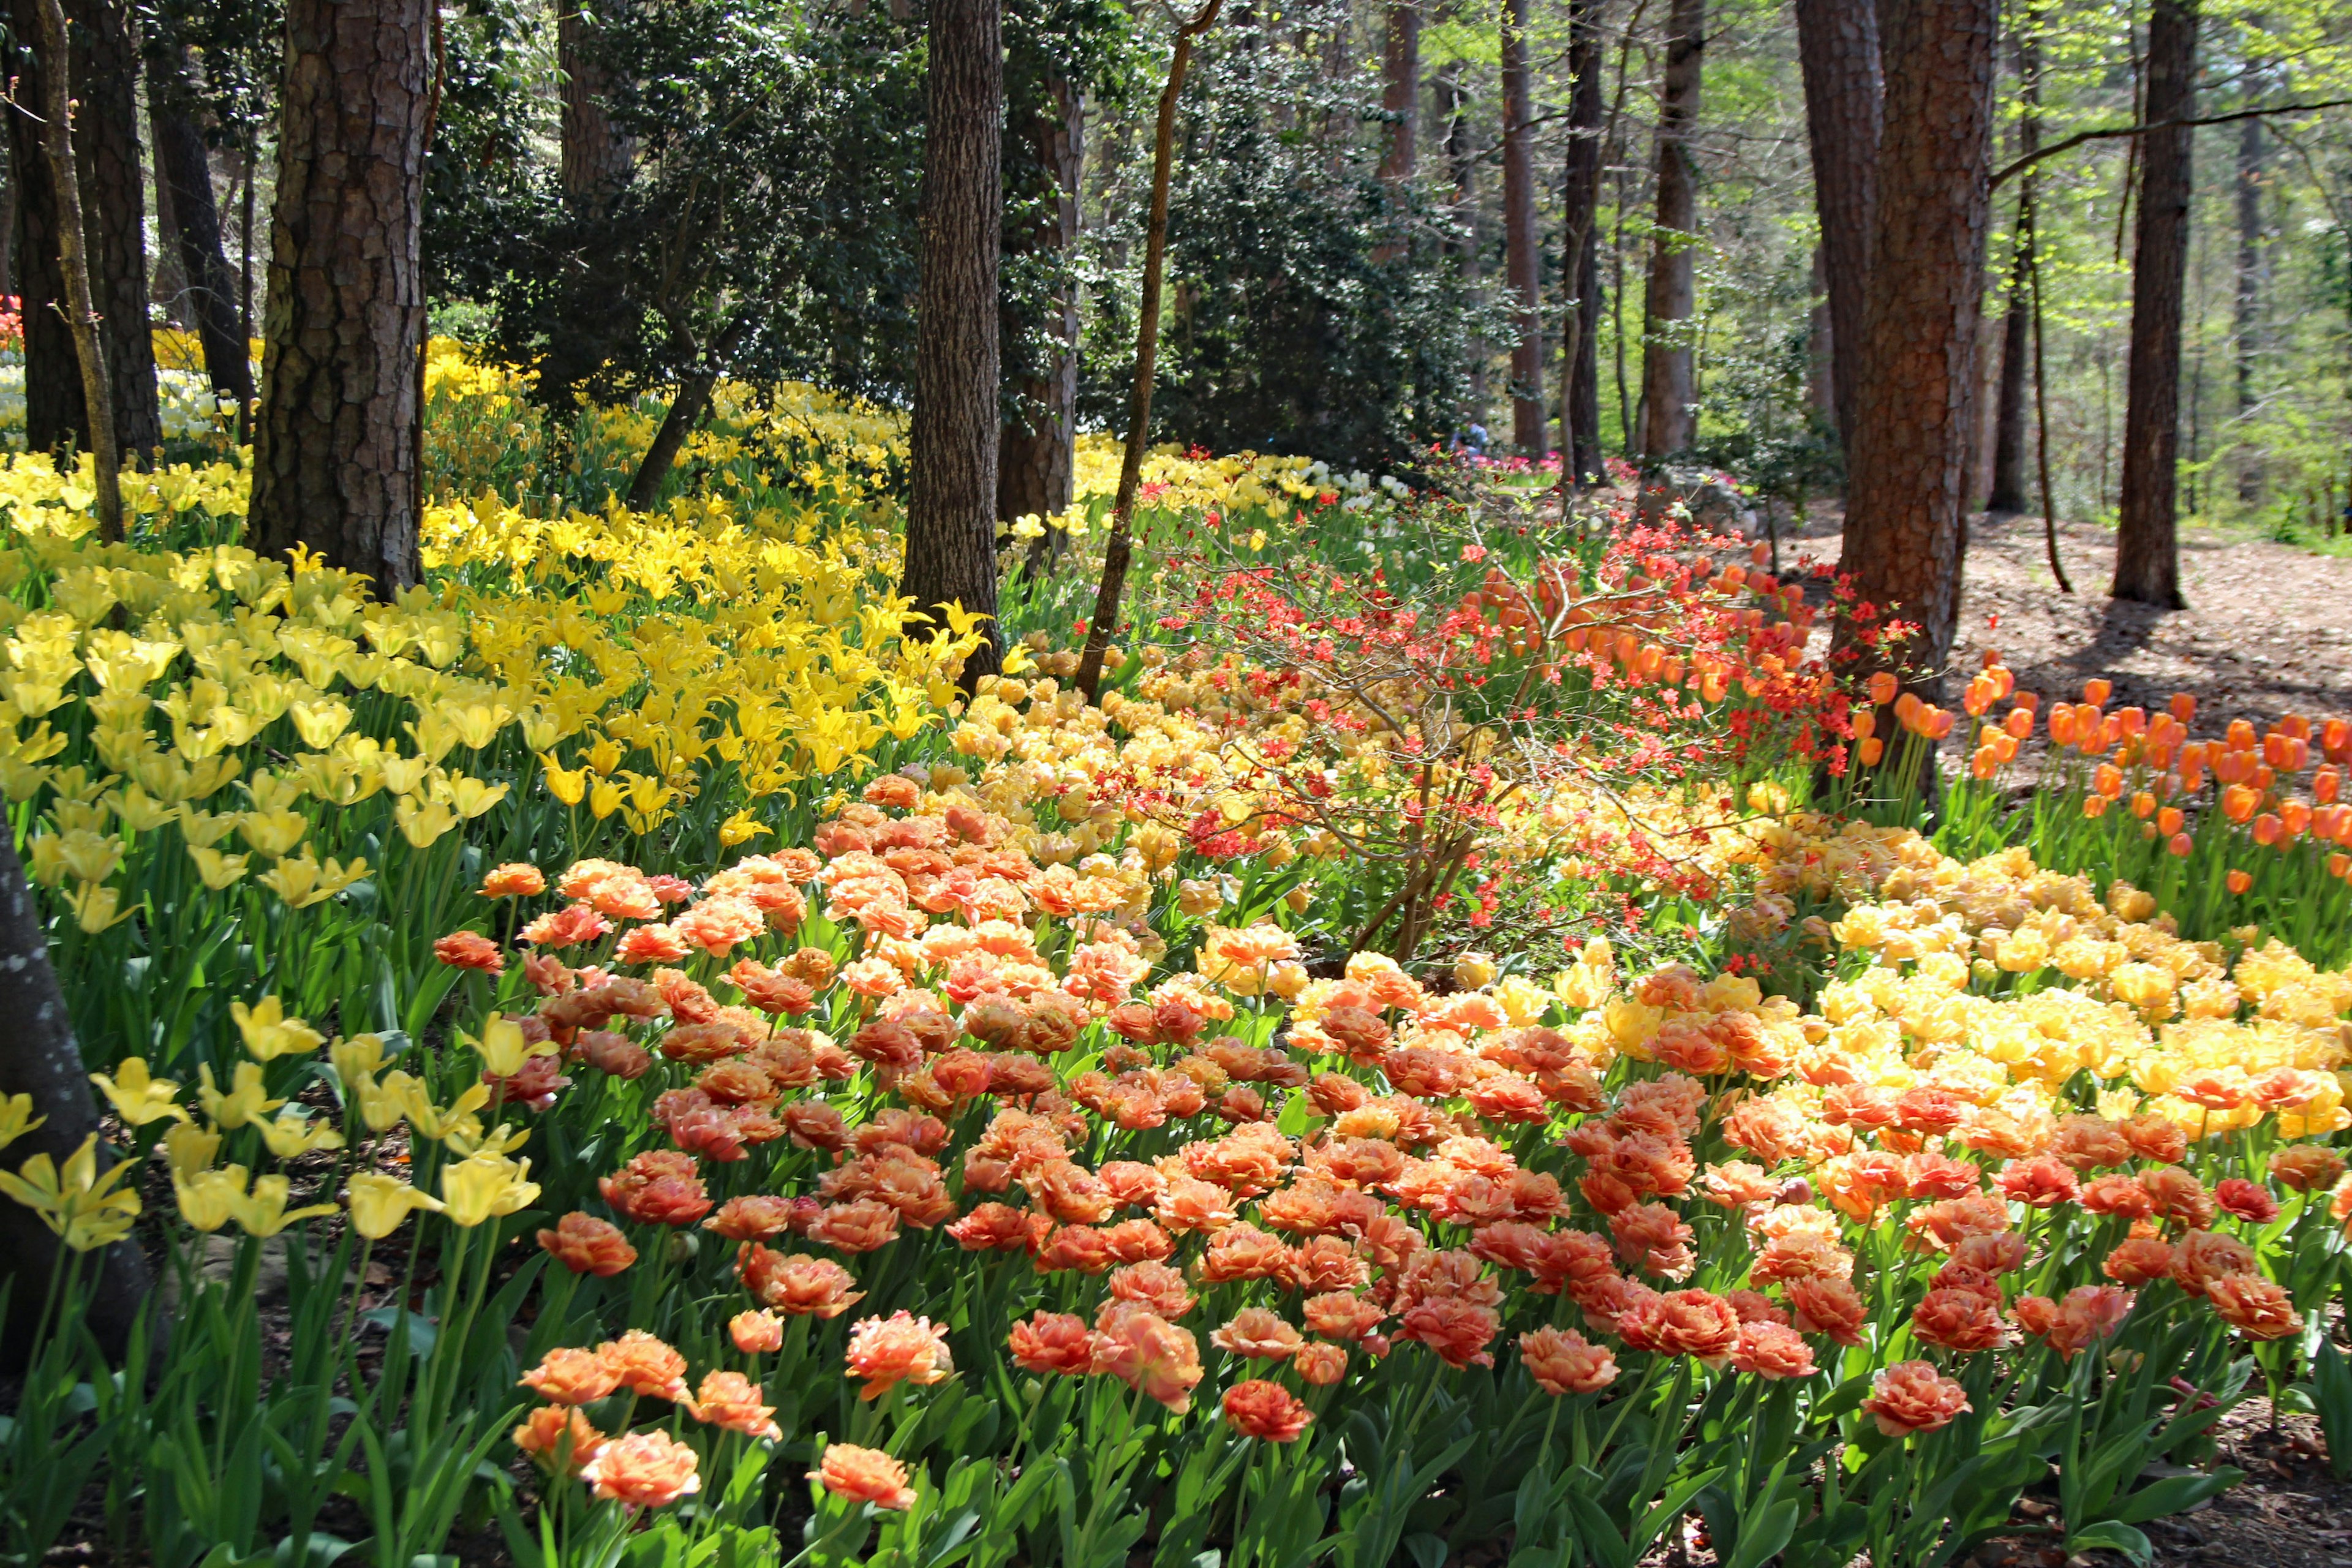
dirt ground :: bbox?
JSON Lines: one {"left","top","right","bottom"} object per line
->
{"left": 1774, "top": 506, "right": 2352, "bottom": 729}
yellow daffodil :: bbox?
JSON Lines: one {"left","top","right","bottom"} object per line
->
{"left": 439, "top": 1154, "right": 540, "bottom": 1227}
{"left": 197, "top": 1060, "right": 286, "bottom": 1129}
{"left": 232, "top": 997, "right": 326, "bottom": 1061}
{"left": 344, "top": 1172, "right": 445, "bottom": 1240}
{"left": 0, "top": 1134, "right": 143, "bottom": 1251}
{"left": 89, "top": 1057, "right": 188, "bottom": 1127}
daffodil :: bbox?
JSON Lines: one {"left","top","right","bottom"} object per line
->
{"left": 439, "top": 1154, "right": 540, "bottom": 1227}
{"left": 89, "top": 1057, "right": 188, "bottom": 1127}
{"left": 344, "top": 1172, "right": 445, "bottom": 1240}
{"left": 0, "top": 1134, "right": 143, "bottom": 1251}
{"left": 197, "top": 1060, "right": 286, "bottom": 1129}
{"left": 232, "top": 997, "right": 326, "bottom": 1061}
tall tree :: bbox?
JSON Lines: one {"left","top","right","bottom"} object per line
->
{"left": 1837, "top": 0, "right": 1997, "bottom": 699}
{"left": 2112, "top": 0, "right": 2197, "bottom": 608}
{"left": 2231, "top": 105, "right": 2265, "bottom": 505}
{"left": 1792, "top": 0, "right": 1879, "bottom": 456}
{"left": 1378, "top": 0, "right": 1417, "bottom": 184}
{"left": 900, "top": 0, "right": 1004, "bottom": 684}
{"left": 1986, "top": 30, "right": 2040, "bottom": 514}
{"left": 1500, "top": 0, "right": 1544, "bottom": 451}
{"left": 559, "top": 0, "right": 635, "bottom": 214}
{"left": 1000, "top": 68, "right": 1084, "bottom": 537}
{"left": 247, "top": 0, "right": 432, "bottom": 592}
{"left": 148, "top": 43, "right": 256, "bottom": 418}
{"left": 1559, "top": 0, "right": 1607, "bottom": 484}
{"left": 1638, "top": 0, "right": 1705, "bottom": 461}
{"left": 1438, "top": 62, "right": 1485, "bottom": 427}
{"left": 6, "top": 0, "right": 160, "bottom": 459}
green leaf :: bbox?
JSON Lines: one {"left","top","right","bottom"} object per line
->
{"left": 2066, "top": 1520, "right": 2154, "bottom": 1564}
{"left": 2109, "top": 1467, "right": 2243, "bottom": 1527}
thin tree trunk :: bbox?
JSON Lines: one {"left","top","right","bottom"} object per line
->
{"left": 1639, "top": 0, "right": 1705, "bottom": 461}
{"left": 1001, "top": 71, "right": 1084, "bottom": 557}
{"left": 1378, "top": 0, "right": 1418, "bottom": 186}
{"left": 2112, "top": 0, "right": 2196, "bottom": 608}
{"left": 1501, "top": 0, "right": 1544, "bottom": 453}
{"left": 28, "top": 0, "right": 121, "bottom": 540}
{"left": 1559, "top": 0, "right": 1607, "bottom": 485}
{"left": 1986, "top": 31, "right": 2038, "bottom": 515}
{"left": 902, "top": 0, "right": 1005, "bottom": 687}
{"left": 1438, "top": 64, "right": 1484, "bottom": 430}
{"left": 625, "top": 370, "right": 716, "bottom": 511}
{"left": 249, "top": 0, "right": 431, "bottom": 592}
{"left": 558, "top": 0, "right": 633, "bottom": 214}
{"left": 2232, "top": 105, "right": 2264, "bottom": 505}
{"left": 1074, "top": 0, "right": 1221, "bottom": 703}
{"left": 1836, "top": 0, "right": 1997, "bottom": 709}
{"left": 2025, "top": 186, "right": 2071, "bottom": 592}
{"left": 0, "top": 836, "right": 152, "bottom": 1366}
{"left": 8, "top": 0, "right": 158, "bottom": 461}
{"left": 148, "top": 47, "right": 257, "bottom": 418}
{"left": 1792, "top": 0, "right": 1879, "bottom": 457}
{"left": 1807, "top": 246, "right": 1836, "bottom": 424}
{"left": 0, "top": 162, "right": 14, "bottom": 299}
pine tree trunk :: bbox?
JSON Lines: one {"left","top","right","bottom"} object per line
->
{"left": 0, "top": 835, "right": 150, "bottom": 1366}
{"left": 1836, "top": 0, "right": 1997, "bottom": 698}
{"left": 248, "top": 0, "right": 431, "bottom": 594}
{"left": 2113, "top": 0, "right": 2196, "bottom": 609}
{"left": 1000, "top": 73, "right": 1082, "bottom": 545}
{"left": 1501, "top": 0, "right": 1544, "bottom": 453}
{"left": 7, "top": 0, "right": 159, "bottom": 459}
{"left": 1986, "top": 31, "right": 2038, "bottom": 514}
{"left": 1378, "top": 1, "right": 1417, "bottom": 185}
{"left": 1639, "top": 0, "right": 1705, "bottom": 461}
{"left": 148, "top": 48, "right": 256, "bottom": 419}
{"left": 559, "top": 0, "right": 633, "bottom": 214}
{"left": 1792, "top": 0, "right": 1879, "bottom": 457}
{"left": 2232, "top": 108, "right": 2264, "bottom": 505}
{"left": 901, "top": 0, "right": 1003, "bottom": 685}
{"left": 1561, "top": 0, "right": 1606, "bottom": 484}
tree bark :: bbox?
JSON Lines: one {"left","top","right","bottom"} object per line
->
{"left": 2231, "top": 107, "right": 2263, "bottom": 505}
{"left": 1639, "top": 0, "right": 1705, "bottom": 461}
{"left": 7, "top": 0, "right": 159, "bottom": 461}
{"left": 1438, "top": 63, "right": 1484, "bottom": 430}
{"left": 1000, "top": 72, "right": 1083, "bottom": 547}
{"left": 1807, "top": 246, "right": 1836, "bottom": 425}
{"left": 558, "top": 0, "right": 633, "bottom": 214}
{"left": 1378, "top": 0, "right": 1418, "bottom": 186}
{"left": 27, "top": 0, "right": 121, "bottom": 540}
{"left": 901, "top": 0, "right": 1003, "bottom": 686}
{"left": 2112, "top": 0, "right": 2196, "bottom": 609}
{"left": 248, "top": 0, "right": 431, "bottom": 594}
{"left": 1986, "top": 30, "right": 2039, "bottom": 514}
{"left": 147, "top": 47, "right": 256, "bottom": 420}
{"left": 1792, "top": 0, "right": 1879, "bottom": 457}
{"left": 0, "top": 836, "right": 151, "bottom": 1368}
{"left": 1836, "top": 0, "right": 1997, "bottom": 700}
{"left": 1501, "top": 0, "right": 1544, "bottom": 453}
{"left": 625, "top": 370, "right": 716, "bottom": 512}
{"left": 1560, "top": 0, "right": 1607, "bottom": 486}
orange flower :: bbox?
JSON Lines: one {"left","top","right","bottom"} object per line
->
{"left": 1729, "top": 1319, "right": 1817, "bottom": 1379}
{"left": 1518, "top": 1327, "right": 1618, "bottom": 1395}
{"left": 434, "top": 931, "right": 505, "bottom": 973}
{"left": 600, "top": 1330, "right": 690, "bottom": 1401}
{"left": 843, "top": 1311, "right": 954, "bottom": 1400}
{"left": 1211, "top": 1307, "right": 1306, "bottom": 1361}
{"left": 1106, "top": 1260, "right": 1194, "bottom": 1319}
{"left": 1294, "top": 1341, "right": 1349, "bottom": 1386}
{"left": 519, "top": 1346, "right": 621, "bottom": 1406}
{"left": 730, "top": 1310, "right": 785, "bottom": 1354}
{"left": 2171, "top": 1230, "right": 2257, "bottom": 1297}
{"left": 1009, "top": 1310, "right": 1096, "bottom": 1375}
{"left": 1091, "top": 1305, "right": 1204, "bottom": 1411}
{"left": 2206, "top": 1273, "right": 2296, "bottom": 1340}
{"left": 600, "top": 1150, "right": 713, "bottom": 1228}
{"left": 538, "top": 1212, "right": 639, "bottom": 1276}
{"left": 706, "top": 1195, "right": 802, "bottom": 1242}
{"left": 1302, "top": 1292, "right": 1388, "bottom": 1343}
{"left": 580, "top": 1430, "right": 702, "bottom": 1507}
{"left": 2213, "top": 1178, "right": 2280, "bottom": 1226}
{"left": 1630, "top": 1289, "right": 1742, "bottom": 1366}
{"left": 511, "top": 1404, "right": 605, "bottom": 1474}
{"left": 810, "top": 1441, "right": 919, "bottom": 1510}
{"left": 2101, "top": 1237, "right": 2176, "bottom": 1287}
{"left": 2270, "top": 1145, "right": 2348, "bottom": 1193}
{"left": 1910, "top": 1287, "right": 2007, "bottom": 1353}
{"left": 1863, "top": 1360, "right": 1971, "bottom": 1438}
{"left": 687, "top": 1370, "right": 782, "bottom": 1440}
{"left": 481, "top": 863, "right": 547, "bottom": 898}
{"left": 1786, "top": 1277, "right": 1868, "bottom": 1346}
{"left": 1221, "top": 1379, "right": 1314, "bottom": 1442}
{"left": 736, "top": 1245, "right": 865, "bottom": 1317}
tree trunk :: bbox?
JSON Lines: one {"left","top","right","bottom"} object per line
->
{"left": 1560, "top": 0, "right": 1607, "bottom": 486}
{"left": 1438, "top": 64, "right": 1484, "bottom": 431}
{"left": 1378, "top": 0, "right": 1417, "bottom": 186}
{"left": 558, "top": 0, "right": 633, "bottom": 214}
{"left": 7, "top": 0, "right": 159, "bottom": 460}
{"left": 0, "top": 835, "right": 151, "bottom": 1368}
{"left": 1986, "top": 29, "right": 2039, "bottom": 515}
{"left": 1500, "top": 0, "right": 1544, "bottom": 453}
{"left": 2232, "top": 107, "right": 2264, "bottom": 505}
{"left": 27, "top": 0, "right": 121, "bottom": 540}
{"left": 2112, "top": 0, "right": 2196, "bottom": 609}
{"left": 1000, "top": 72, "right": 1083, "bottom": 549}
{"left": 0, "top": 162, "right": 15, "bottom": 299}
{"left": 1836, "top": 0, "right": 1996, "bottom": 701}
{"left": 1639, "top": 0, "right": 1705, "bottom": 461}
{"left": 148, "top": 48, "right": 256, "bottom": 419}
{"left": 1792, "top": 0, "right": 1879, "bottom": 458}
{"left": 1807, "top": 247, "right": 1836, "bottom": 425}
{"left": 625, "top": 369, "right": 717, "bottom": 512}
{"left": 901, "top": 0, "right": 1003, "bottom": 685}
{"left": 248, "top": 0, "right": 431, "bottom": 594}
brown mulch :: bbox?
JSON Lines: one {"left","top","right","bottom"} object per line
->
{"left": 1774, "top": 505, "right": 2352, "bottom": 730}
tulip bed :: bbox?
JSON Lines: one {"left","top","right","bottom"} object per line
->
{"left": 0, "top": 361, "right": 2348, "bottom": 1568}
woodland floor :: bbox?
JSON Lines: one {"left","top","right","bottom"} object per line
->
{"left": 1775, "top": 505, "right": 2352, "bottom": 728}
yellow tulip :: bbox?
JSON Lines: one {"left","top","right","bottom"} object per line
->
{"left": 173, "top": 1165, "right": 247, "bottom": 1232}
{"left": 0, "top": 1094, "right": 47, "bottom": 1155}
{"left": 329, "top": 1033, "right": 388, "bottom": 1087}
{"left": 162, "top": 1120, "right": 221, "bottom": 1180}
{"left": 394, "top": 795, "right": 459, "bottom": 848}
{"left": 197, "top": 1061, "right": 286, "bottom": 1129}
{"left": 439, "top": 1154, "right": 540, "bottom": 1227}
{"left": 256, "top": 1109, "right": 346, "bottom": 1159}
{"left": 67, "top": 882, "right": 134, "bottom": 933}
{"left": 0, "top": 1134, "right": 143, "bottom": 1251}
{"left": 89, "top": 1057, "right": 188, "bottom": 1127}
{"left": 718, "top": 810, "right": 771, "bottom": 846}
{"left": 188, "top": 845, "right": 251, "bottom": 889}
{"left": 344, "top": 1171, "right": 445, "bottom": 1240}
{"left": 539, "top": 753, "right": 587, "bottom": 807}
{"left": 443, "top": 1120, "right": 532, "bottom": 1159}
{"left": 463, "top": 1014, "right": 552, "bottom": 1079}
{"left": 177, "top": 806, "right": 241, "bottom": 848}
{"left": 236, "top": 809, "right": 309, "bottom": 859}
{"left": 232, "top": 996, "right": 326, "bottom": 1061}
{"left": 231, "top": 1174, "right": 337, "bottom": 1238}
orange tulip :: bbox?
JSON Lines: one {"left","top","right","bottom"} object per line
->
{"left": 2156, "top": 806, "right": 2184, "bottom": 836}
{"left": 2226, "top": 869, "right": 2252, "bottom": 894}
{"left": 2168, "top": 832, "right": 2194, "bottom": 858}
{"left": 2082, "top": 678, "right": 2112, "bottom": 706}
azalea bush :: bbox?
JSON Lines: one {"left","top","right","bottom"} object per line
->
{"left": 0, "top": 359, "right": 2347, "bottom": 1567}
